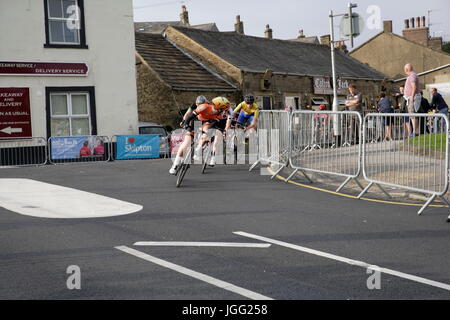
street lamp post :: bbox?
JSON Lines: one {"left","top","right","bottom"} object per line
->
{"left": 329, "top": 3, "right": 358, "bottom": 137}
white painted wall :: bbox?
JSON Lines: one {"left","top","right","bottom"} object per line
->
{"left": 0, "top": 0, "right": 138, "bottom": 137}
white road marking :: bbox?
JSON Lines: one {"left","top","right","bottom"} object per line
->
{"left": 115, "top": 246, "right": 273, "bottom": 300}
{"left": 0, "top": 179, "right": 142, "bottom": 219}
{"left": 234, "top": 231, "right": 450, "bottom": 291}
{"left": 133, "top": 241, "right": 271, "bottom": 248}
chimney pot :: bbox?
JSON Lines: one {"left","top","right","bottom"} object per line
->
{"left": 180, "top": 5, "right": 189, "bottom": 25}
{"left": 265, "top": 24, "right": 273, "bottom": 39}
{"left": 422, "top": 16, "right": 426, "bottom": 28}
{"left": 410, "top": 17, "right": 415, "bottom": 28}
{"left": 404, "top": 19, "right": 409, "bottom": 29}
{"left": 416, "top": 17, "right": 421, "bottom": 28}
{"left": 234, "top": 15, "right": 244, "bottom": 34}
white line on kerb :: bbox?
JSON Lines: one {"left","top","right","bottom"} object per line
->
{"left": 133, "top": 241, "right": 271, "bottom": 248}
{"left": 115, "top": 246, "right": 273, "bottom": 300}
{"left": 233, "top": 231, "right": 450, "bottom": 291}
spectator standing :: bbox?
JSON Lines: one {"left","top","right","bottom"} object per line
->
{"left": 345, "top": 84, "right": 362, "bottom": 144}
{"left": 403, "top": 63, "right": 421, "bottom": 137}
{"left": 430, "top": 88, "right": 449, "bottom": 132}
{"left": 377, "top": 92, "right": 394, "bottom": 141}
{"left": 418, "top": 91, "right": 431, "bottom": 134}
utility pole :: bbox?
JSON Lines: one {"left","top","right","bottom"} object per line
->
{"left": 329, "top": 3, "right": 359, "bottom": 137}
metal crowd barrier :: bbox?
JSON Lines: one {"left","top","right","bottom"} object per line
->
{"left": 0, "top": 137, "right": 47, "bottom": 167}
{"left": 358, "top": 113, "right": 450, "bottom": 214}
{"left": 249, "top": 110, "right": 290, "bottom": 178}
{"left": 48, "top": 135, "right": 111, "bottom": 164}
{"left": 286, "top": 110, "right": 364, "bottom": 192}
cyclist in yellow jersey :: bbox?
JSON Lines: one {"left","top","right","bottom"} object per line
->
{"left": 226, "top": 94, "right": 259, "bottom": 134}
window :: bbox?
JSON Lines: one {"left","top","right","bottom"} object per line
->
{"left": 44, "top": 0, "right": 87, "bottom": 48}
{"left": 311, "top": 97, "right": 329, "bottom": 105}
{"left": 46, "top": 87, "right": 97, "bottom": 137}
{"left": 256, "top": 96, "right": 272, "bottom": 110}
{"left": 285, "top": 96, "right": 300, "bottom": 110}
{"left": 139, "top": 127, "right": 167, "bottom": 136}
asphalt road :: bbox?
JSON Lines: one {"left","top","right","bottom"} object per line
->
{"left": 0, "top": 159, "right": 449, "bottom": 300}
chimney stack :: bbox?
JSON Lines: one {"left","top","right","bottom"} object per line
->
{"left": 298, "top": 30, "right": 305, "bottom": 39}
{"left": 403, "top": 15, "right": 430, "bottom": 47}
{"left": 265, "top": 24, "right": 273, "bottom": 39}
{"left": 320, "top": 34, "right": 331, "bottom": 46}
{"left": 383, "top": 20, "right": 393, "bottom": 33}
{"left": 235, "top": 15, "right": 244, "bottom": 34}
{"left": 180, "top": 5, "right": 189, "bottom": 26}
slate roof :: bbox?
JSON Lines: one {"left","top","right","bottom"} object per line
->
{"left": 172, "top": 26, "right": 386, "bottom": 80}
{"left": 135, "top": 32, "right": 237, "bottom": 91}
{"left": 135, "top": 22, "right": 218, "bottom": 34}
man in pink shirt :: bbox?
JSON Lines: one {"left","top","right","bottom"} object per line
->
{"left": 404, "top": 63, "right": 421, "bottom": 137}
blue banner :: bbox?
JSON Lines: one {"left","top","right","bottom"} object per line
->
{"left": 51, "top": 136, "right": 106, "bottom": 160}
{"left": 116, "top": 135, "right": 160, "bottom": 160}
{"left": 51, "top": 136, "right": 88, "bottom": 160}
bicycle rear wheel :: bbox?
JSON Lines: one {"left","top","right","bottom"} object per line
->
{"left": 176, "top": 163, "right": 189, "bottom": 187}
{"left": 202, "top": 145, "right": 212, "bottom": 174}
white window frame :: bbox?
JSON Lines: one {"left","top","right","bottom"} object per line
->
{"left": 47, "top": 0, "right": 81, "bottom": 45}
{"left": 50, "top": 92, "right": 91, "bottom": 136}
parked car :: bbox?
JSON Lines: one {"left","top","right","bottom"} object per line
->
{"left": 138, "top": 122, "right": 170, "bottom": 158}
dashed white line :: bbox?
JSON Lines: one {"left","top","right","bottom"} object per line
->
{"left": 234, "top": 231, "right": 450, "bottom": 291}
{"left": 115, "top": 246, "right": 273, "bottom": 300}
{"left": 133, "top": 241, "right": 271, "bottom": 248}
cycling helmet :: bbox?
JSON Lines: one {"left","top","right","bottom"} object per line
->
{"left": 244, "top": 94, "right": 255, "bottom": 104}
{"left": 195, "top": 95, "right": 208, "bottom": 105}
{"left": 212, "top": 97, "right": 231, "bottom": 111}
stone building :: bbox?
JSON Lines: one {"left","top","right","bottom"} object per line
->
{"left": 350, "top": 18, "right": 450, "bottom": 103}
{"left": 135, "top": 32, "right": 238, "bottom": 129}
{"left": 164, "top": 25, "right": 387, "bottom": 111}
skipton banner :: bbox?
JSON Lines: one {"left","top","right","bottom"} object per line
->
{"left": 116, "top": 135, "right": 160, "bottom": 160}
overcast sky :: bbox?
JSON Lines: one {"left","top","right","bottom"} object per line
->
{"left": 133, "top": 0, "right": 449, "bottom": 50}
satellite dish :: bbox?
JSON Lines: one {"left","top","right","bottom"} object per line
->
{"left": 340, "top": 12, "right": 364, "bottom": 39}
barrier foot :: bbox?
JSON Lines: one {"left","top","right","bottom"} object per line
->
{"left": 354, "top": 178, "right": 365, "bottom": 191}
{"left": 271, "top": 165, "right": 285, "bottom": 180}
{"left": 300, "top": 170, "right": 313, "bottom": 183}
{"left": 375, "top": 183, "right": 392, "bottom": 199}
{"left": 285, "top": 169, "right": 299, "bottom": 183}
{"left": 249, "top": 159, "right": 259, "bottom": 172}
{"left": 357, "top": 182, "right": 373, "bottom": 199}
{"left": 439, "top": 195, "right": 450, "bottom": 208}
{"left": 418, "top": 194, "right": 436, "bottom": 216}
{"left": 336, "top": 177, "right": 351, "bottom": 193}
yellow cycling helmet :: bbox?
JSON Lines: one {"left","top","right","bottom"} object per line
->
{"left": 212, "top": 97, "right": 231, "bottom": 111}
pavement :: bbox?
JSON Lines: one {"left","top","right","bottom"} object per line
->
{"left": 0, "top": 159, "right": 449, "bottom": 300}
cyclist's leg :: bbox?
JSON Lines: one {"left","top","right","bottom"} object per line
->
{"left": 170, "top": 131, "right": 193, "bottom": 174}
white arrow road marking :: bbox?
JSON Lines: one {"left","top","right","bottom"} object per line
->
{"left": 234, "top": 231, "right": 450, "bottom": 291}
{"left": 134, "top": 241, "right": 271, "bottom": 248}
{"left": 0, "top": 127, "right": 22, "bottom": 135}
{"left": 0, "top": 179, "right": 142, "bottom": 219}
{"left": 115, "top": 246, "right": 273, "bottom": 300}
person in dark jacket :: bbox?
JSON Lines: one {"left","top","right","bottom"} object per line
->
{"left": 419, "top": 91, "right": 431, "bottom": 134}
{"left": 377, "top": 92, "right": 394, "bottom": 141}
{"left": 430, "top": 88, "right": 449, "bottom": 132}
